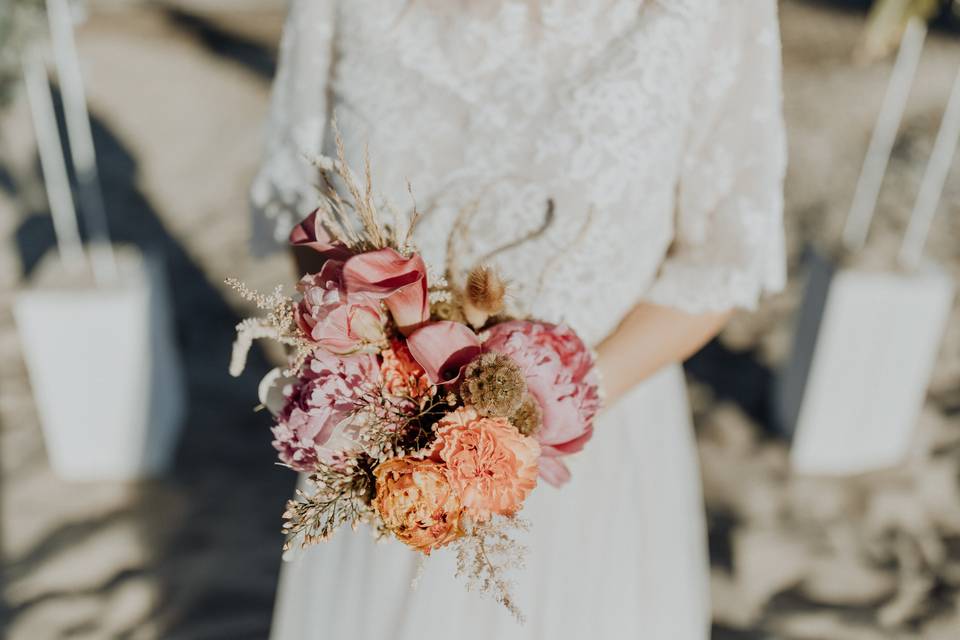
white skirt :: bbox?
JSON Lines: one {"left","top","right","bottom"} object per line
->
{"left": 269, "top": 364, "right": 710, "bottom": 639}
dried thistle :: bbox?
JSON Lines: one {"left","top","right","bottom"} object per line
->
{"left": 509, "top": 393, "right": 542, "bottom": 437}
{"left": 454, "top": 516, "right": 529, "bottom": 623}
{"left": 463, "top": 265, "right": 507, "bottom": 328}
{"left": 460, "top": 353, "right": 527, "bottom": 418}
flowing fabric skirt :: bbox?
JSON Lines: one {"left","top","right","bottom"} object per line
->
{"left": 269, "top": 364, "right": 710, "bottom": 639}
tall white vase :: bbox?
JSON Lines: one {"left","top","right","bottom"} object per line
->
{"left": 779, "top": 257, "right": 955, "bottom": 475}
{"left": 14, "top": 247, "right": 185, "bottom": 481}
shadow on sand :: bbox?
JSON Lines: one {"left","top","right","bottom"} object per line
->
{"left": 7, "top": 71, "right": 290, "bottom": 637}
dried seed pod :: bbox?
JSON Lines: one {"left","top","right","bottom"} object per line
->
{"left": 460, "top": 352, "right": 526, "bottom": 417}
{"left": 431, "top": 298, "right": 465, "bottom": 323}
{"left": 509, "top": 393, "right": 543, "bottom": 437}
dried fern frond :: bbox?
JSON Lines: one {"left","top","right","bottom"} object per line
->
{"left": 454, "top": 516, "right": 529, "bottom": 623}
{"left": 230, "top": 318, "right": 281, "bottom": 377}
{"left": 226, "top": 278, "right": 313, "bottom": 377}
{"left": 282, "top": 459, "right": 377, "bottom": 550}
{"left": 306, "top": 120, "right": 421, "bottom": 256}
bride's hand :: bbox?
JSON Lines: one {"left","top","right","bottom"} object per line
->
{"left": 594, "top": 303, "right": 732, "bottom": 408}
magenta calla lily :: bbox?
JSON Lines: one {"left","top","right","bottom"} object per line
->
{"left": 342, "top": 248, "right": 430, "bottom": 334}
{"left": 289, "top": 209, "right": 353, "bottom": 261}
{"left": 406, "top": 321, "right": 482, "bottom": 385}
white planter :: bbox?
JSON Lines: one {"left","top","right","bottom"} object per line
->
{"left": 777, "top": 257, "right": 955, "bottom": 475}
{"left": 14, "top": 247, "right": 185, "bottom": 481}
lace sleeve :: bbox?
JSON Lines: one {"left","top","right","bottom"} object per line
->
{"left": 642, "top": 1, "right": 786, "bottom": 313}
{"left": 249, "top": 0, "right": 335, "bottom": 256}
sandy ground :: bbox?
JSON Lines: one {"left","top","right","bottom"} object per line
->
{"left": 1, "top": 1, "right": 959, "bottom": 638}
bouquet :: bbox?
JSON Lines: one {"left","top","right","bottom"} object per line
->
{"left": 228, "top": 136, "right": 601, "bottom": 620}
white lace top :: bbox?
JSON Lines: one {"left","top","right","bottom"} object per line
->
{"left": 250, "top": 0, "right": 786, "bottom": 346}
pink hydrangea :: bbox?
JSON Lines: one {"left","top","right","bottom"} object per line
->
{"left": 483, "top": 320, "right": 601, "bottom": 486}
{"left": 272, "top": 350, "right": 380, "bottom": 471}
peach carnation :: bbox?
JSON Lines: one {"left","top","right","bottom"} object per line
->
{"left": 373, "top": 458, "right": 464, "bottom": 553}
{"left": 379, "top": 339, "right": 432, "bottom": 398}
{"left": 434, "top": 407, "right": 539, "bottom": 521}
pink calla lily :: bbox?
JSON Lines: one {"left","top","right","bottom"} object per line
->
{"left": 406, "top": 321, "right": 482, "bottom": 385}
{"left": 289, "top": 210, "right": 353, "bottom": 261}
{"left": 342, "top": 248, "right": 430, "bottom": 334}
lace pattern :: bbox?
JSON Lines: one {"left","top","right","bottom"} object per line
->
{"left": 250, "top": 0, "right": 786, "bottom": 344}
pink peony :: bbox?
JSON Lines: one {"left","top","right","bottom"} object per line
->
{"left": 272, "top": 351, "right": 380, "bottom": 471}
{"left": 483, "top": 320, "right": 601, "bottom": 487}
{"left": 295, "top": 260, "right": 386, "bottom": 355}
{"left": 342, "top": 248, "right": 430, "bottom": 335}
{"left": 433, "top": 407, "right": 540, "bottom": 521}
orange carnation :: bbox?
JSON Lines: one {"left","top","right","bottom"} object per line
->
{"left": 435, "top": 407, "right": 540, "bottom": 521}
{"left": 373, "top": 458, "right": 464, "bottom": 553}
{"left": 380, "top": 339, "right": 432, "bottom": 398}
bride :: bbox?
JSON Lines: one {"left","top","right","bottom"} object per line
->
{"left": 250, "top": 1, "right": 785, "bottom": 637}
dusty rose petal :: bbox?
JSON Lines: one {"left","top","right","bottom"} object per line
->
{"left": 541, "top": 425, "right": 594, "bottom": 456}
{"left": 384, "top": 279, "right": 429, "bottom": 334}
{"left": 342, "top": 249, "right": 429, "bottom": 333}
{"left": 537, "top": 456, "right": 571, "bottom": 487}
{"left": 294, "top": 261, "right": 386, "bottom": 354}
{"left": 289, "top": 210, "right": 352, "bottom": 260}
{"left": 406, "top": 321, "right": 482, "bottom": 385}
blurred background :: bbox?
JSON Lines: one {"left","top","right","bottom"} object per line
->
{"left": 1, "top": 1, "right": 960, "bottom": 638}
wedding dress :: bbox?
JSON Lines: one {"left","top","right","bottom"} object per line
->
{"left": 250, "top": 1, "right": 786, "bottom": 637}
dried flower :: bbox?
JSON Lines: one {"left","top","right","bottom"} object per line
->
{"left": 509, "top": 393, "right": 542, "bottom": 437}
{"left": 282, "top": 461, "right": 376, "bottom": 549}
{"left": 454, "top": 516, "right": 529, "bottom": 623}
{"left": 463, "top": 265, "right": 506, "bottom": 328}
{"left": 430, "top": 298, "right": 465, "bottom": 323}
{"left": 374, "top": 458, "right": 464, "bottom": 553}
{"left": 226, "top": 279, "right": 305, "bottom": 377}
{"left": 460, "top": 353, "right": 527, "bottom": 418}
{"left": 302, "top": 121, "right": 421, "bottom": 255}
